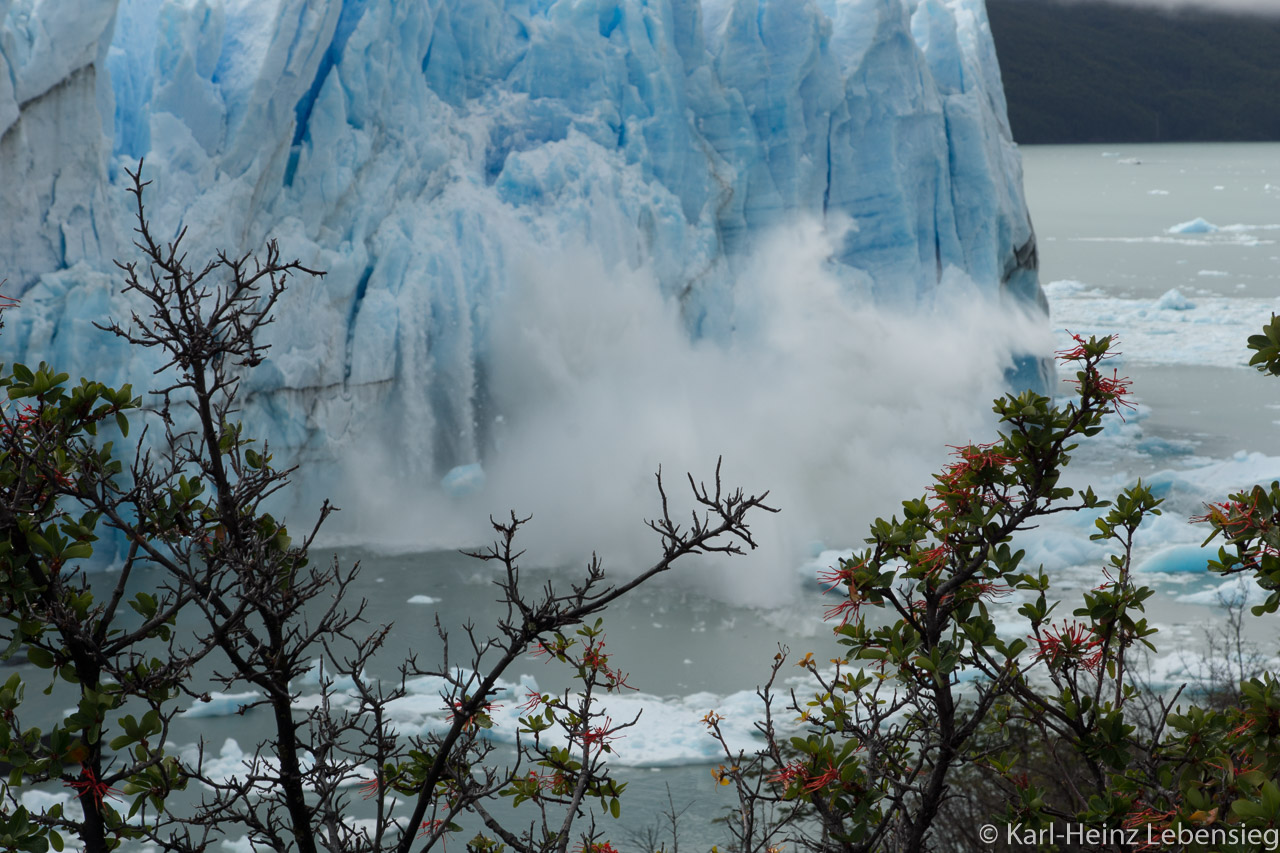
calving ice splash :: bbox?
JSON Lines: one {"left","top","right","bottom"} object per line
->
{"left": 0, "top": 0, "right": 1049, "bottom": 577}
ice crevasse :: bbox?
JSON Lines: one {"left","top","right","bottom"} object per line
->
{"left": 0, "top": 0, "right": 1044, "bottom": 485}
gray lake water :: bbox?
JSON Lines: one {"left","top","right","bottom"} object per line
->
{"left": 12, "top": 142, "right": 1280, "bottom": 850}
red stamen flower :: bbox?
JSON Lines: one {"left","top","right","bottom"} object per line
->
{"left": 802, "top": 762, "right": 842, "bottom": 793}
{"left": 916, "top": 545, "right": 948, "bottom": 577}
{"left": 579, "top": 716, "right": 622, "bottom": 749}
{"left": 1030, "top": 621, "right": 1104, "bottom": 674}
{"left": 823, "top": 596, "right": 862, "bottom": 628}
{"left": 66, "top": 767, "right": 121, "bottom": 808}
{"left": 520, "top": 689, "right": 544, "bottom": 713}
{"left": 1055, "top": 331, "right": 1118, "bottom": 363}
{"left": 768, "top": 760, "right": 807, "bottom": 788}
{"left": 418, "top": 819, "right": 447, "bottom": 843}
{"left": 578, "top": 842, "right": 620, "bottom": 853}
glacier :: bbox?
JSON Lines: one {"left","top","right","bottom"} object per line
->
{"left": 0, "top": 0, "right": 1047, "bottom": 567}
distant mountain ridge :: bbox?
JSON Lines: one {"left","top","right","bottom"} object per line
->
{"left": 986, "top": 0, "right": 1280, "bottom": 143}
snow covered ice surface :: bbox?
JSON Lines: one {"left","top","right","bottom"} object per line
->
{"left": 1044, "top": 278, "right": 1278, "bottom": 369}
{"left": 0, "top": 0, "right": 1042, "bottom": 519}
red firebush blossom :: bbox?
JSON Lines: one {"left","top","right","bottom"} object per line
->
{"left": 1067, "top": 365, "right": 1135, "bottom": 419}
{"left": 579, "top": 717, "right": 622, "bottom": 749}
{"left": 520, "top": 689, "right": 544, "bottom": 714}
{"left": 947, "top": 442, "right": 1018, "bottom": 474}
{"left": 802, "top": 761, "right": 842, "bottom": 793}
{"left": 1055, "top": 331, "right": 1121, "bottom": 363}
{"left": 1122, "top": 803, "right": 1177, "bottom": 852}
{"left": 578, "top": 842, "right": 620, "bottom": 853}
{"left": 446, "top": 699, "right": 500, "bottom": 730}
{"left": 916, "top": 544, "right": 948, "bottom": 577}
{"left": 66, "top": 767, "right": 121, "bottom": 808}
{"left": 1094, "top": 368, "right": 1137, "bottom": 417}
{"left": 767, "top": 760, "right": 808, "bottom": 788}
{"left": 1191, "top": 497, "right": 1263, "bottom": 537}
{"left": 1030, "top": 621, "right": 1104, "bottom": 674}
{"left": 525, "top": 769, "right": 566, "bottom": 793}
{"left": 968, "top": 580, "right": 1012, "bottom": 600}
{"left": 822, "top": 596, "right": 862, "bottom": 628}
{"left": 817, "top": 560, "right": 862, "bottom": 593}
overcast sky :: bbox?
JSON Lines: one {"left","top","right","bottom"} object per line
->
{"left": 1080, "top": 0, "right": 1280, "bottom": 13}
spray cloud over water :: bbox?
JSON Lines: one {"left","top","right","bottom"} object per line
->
{"left": 334, "top": 218, "right": 1051, "bottom": 608}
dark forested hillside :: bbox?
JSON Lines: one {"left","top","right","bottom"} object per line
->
{"left": 985, "top": 0, "right": 1280, "bottom": 143}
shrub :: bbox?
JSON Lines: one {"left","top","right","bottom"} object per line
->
{"left": 0, "top": 166, "right": 774, "bottom": 853}
{"left": 707, "top": 333, "right": 1280, "bottom": 853}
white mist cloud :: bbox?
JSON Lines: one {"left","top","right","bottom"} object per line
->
{"left": 333, "top": 217, "right": 1052, "bottom": 608}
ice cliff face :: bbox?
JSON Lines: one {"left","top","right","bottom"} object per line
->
{"left": 0, "top": 0, "right": 1042, "bottom": 482}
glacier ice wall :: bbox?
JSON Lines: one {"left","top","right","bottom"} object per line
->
{"left": 0, "top": 0, "right": 1044, "bottom": 546}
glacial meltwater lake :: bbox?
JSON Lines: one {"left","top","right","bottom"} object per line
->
{"left": 15, "top": 143, "right": 1280, "bottom": 849}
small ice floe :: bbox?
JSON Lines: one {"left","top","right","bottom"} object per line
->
{"left": 408, "top": 595, "right": 441, "bottom": 605}
{"left": 1153, "top": 288, "right": 1195, "bottom": 311}
{"left": 1175, "top": 576, "right": 1269, "bottom": 607}
{"left": 1148, "top": 189, "right": 1169, "bottom": 195}
{"left": 1197, "top": 269, "right": 1228, "bottom": 277}
{"left": 1042, "top": 279, "right": 1095, "bottom": 297}
{"left": 182, "top": 691, "right": 264, "bottom": 718}
{"left": 1168, "top": 217, "right": 1218, "bottom": 234}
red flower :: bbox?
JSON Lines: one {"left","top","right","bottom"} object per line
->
{"left": 1192, "top": 497, "right": 1262, "bottom": 537}
{"left": 802, "top": 761, "right": 842, "bottom": 793}
{"left": 578, "top": 842, "right": 620, "bottom": 853}
{"left": 968, "top": 580, "right": 1012, "bottom": 600}
{"left": 767, "top": 760, "right": 807, "bottom": 788}
{"left": 817, "top": 561, "right": 855, "bottom": 593}
{"left": 822, "top": 596, "right": 861, "bottom": 628}
{"left": 916, "top": 544, "right": 948, "bottom": 577}
{"left": 1122, "top": 803, "right": 1176, "bottom": 852}
{"left": 1094, "top": 368, "right": 1136, "bottom": 417}
{"left": 520, "top": 689, "right": 544, "bottom": 713}
{"left": 1069, "top": 366, "right": 1136, "bottom": 419}
{"left": 418, "top": 819, "right": 447, "bottom": 843}
{"left": 527, "top": 769, "right": 566, "bottom": 792}
{"left": 66, "top": 767, "right": 121, "bottom": 808}
{"left": 1055, "top": 331, "right": 1118, "bottom": 363}
{"left": 580, "top": 639, "right": 608, "bottom": 671}
{"left": 1030, "top": 622, "right": 1104, "bottom": 673}
{"left": 947, "top": 442, "right": 1017, "bottom": 473}
{"left": 1228, "top": 717, "right": 1256, "bottom": 739}
{"left": 446, "top": 699, "right": 500, "bottom": 730}
{"left": 579, "top": 716, "right": 622, "bottom": 749}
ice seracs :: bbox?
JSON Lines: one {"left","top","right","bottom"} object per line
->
{"left": 1, "top": 0, "right": 1044, "bottom": 482}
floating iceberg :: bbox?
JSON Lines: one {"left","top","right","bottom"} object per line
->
{"left": 1168, "top": 217, "right": 1219, "bottom": 235}
{"left": 1153, "top": 288, "right": 1194, "bottom": 311}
